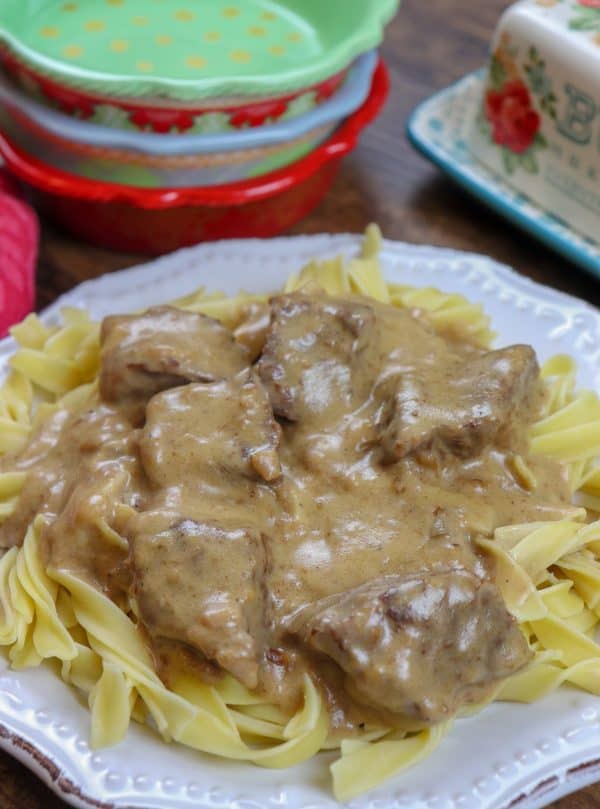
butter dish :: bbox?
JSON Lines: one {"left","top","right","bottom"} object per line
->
{"left": 408, "top": 0, "right": 600, "bottom": 280}
{"left": 468, "top": 0, "right": 600, "bottom": 247}
{"left": 408, "top": 71, "right": 600, "bottom": 280}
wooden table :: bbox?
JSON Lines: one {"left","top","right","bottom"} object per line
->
{"left": 1, "top": 1, "right": 598, "bottom": 807}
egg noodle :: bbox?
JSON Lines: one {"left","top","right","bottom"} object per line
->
{"left": 0, "top": 228, "right": 598, "bottom": 800}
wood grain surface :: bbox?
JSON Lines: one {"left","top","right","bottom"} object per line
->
{"left": 0, "top": 1, "right": 598, "bottom": 807}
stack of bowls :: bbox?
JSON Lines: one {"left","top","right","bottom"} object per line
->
{"left": 0, "top": 0, "right": 397, "bottom": 254}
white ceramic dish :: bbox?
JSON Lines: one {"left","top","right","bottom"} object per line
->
{"left": 0, "top": 234, "right": 599, "bottom": 809}
{"left": 467, "top": 0, "right": 600, "bottom": 246}
{"left": 407, "top": 70, "right": 600, "bottom": 281}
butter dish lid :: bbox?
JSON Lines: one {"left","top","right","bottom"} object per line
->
{"left": 513, "top": 0, "right": 600, "bottom": 48}
{"left": 0, "top": 0, "right": 399, "bottom": 101}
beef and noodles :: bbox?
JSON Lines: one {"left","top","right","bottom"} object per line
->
{"left": 1, "top": 289, "right": 572, "bottom": 737}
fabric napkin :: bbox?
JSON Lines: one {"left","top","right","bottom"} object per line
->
{"left": 0, "top": 173, "right": 38, "bottom": 338}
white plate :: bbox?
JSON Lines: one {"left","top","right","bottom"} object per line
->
{"left": 0, "top": 235, "right": 599, "bottom": 809}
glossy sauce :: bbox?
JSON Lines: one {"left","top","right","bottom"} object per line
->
{"left": 0, "top": 295, "right": 574, "bottom": 736}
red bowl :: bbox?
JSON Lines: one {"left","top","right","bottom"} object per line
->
{"left": 0, "top": 60, "right": 389, "bottom": 255}
{"left": 0, "top": 47, "right": 348, "bottom": 133}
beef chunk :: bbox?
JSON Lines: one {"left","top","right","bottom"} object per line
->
{"left": 0, "top": 406, "right": 133, "bottom": 550}
{"left": 299, "top": 569, "right": 531, "bottom": 723}
{"left": 233, "top": 302, "right": 272, "bottom": 362}
{"left": 132, "top": 519, "right": 265, "bottom": 689}
{"left": 133, "top": 372, "right": 279, "bottom": 690}
{"left": 100, "top": 306, "right": 249, "bottom": 404}
{"left": 138, "top": 371, "right": 281, "bottom": 488}
{"left": 43, "top": 466, "right": 132, "bottom": 602}
{"left": 257, "top": 293, "right": 375, "bottom": 421}
{"left": 379, "top": 345, "right": 539, "bottom": 461}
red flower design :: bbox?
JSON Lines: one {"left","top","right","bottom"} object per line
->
{"left": 578, "top": 0, "right": 600, "bottom": 7}
{"left": 485, "top": 80, "right": 541, "bottom": 154}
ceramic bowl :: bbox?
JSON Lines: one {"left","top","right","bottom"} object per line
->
{"left": 0, "top": 0, "right": 398, "bottom": 101}
{"left": 0, "top": 60, "right": 389, "bottom": 255}
{"left": 0, "top": 52, "right": 376, "bottom": 156}
{"left": 0, "top": 98, "right": 335, "bottom": 187}
{"left": 467, "top": 0, "right": 600, "bottom": 245}
{"left": 0, "top": 47, "right": 348, "bottom": 134}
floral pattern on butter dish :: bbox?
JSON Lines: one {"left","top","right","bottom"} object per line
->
{"left": 569, "top": 1, "right": 600, "bottom": 30}
{"left": 524, "top": 47, "right": 557, "bottom": 117}
{"left": 485, "top": 81, "right": 541, "bottom": 154}
{"left": 479, "top": 36, "right": 547, "bottom": 174}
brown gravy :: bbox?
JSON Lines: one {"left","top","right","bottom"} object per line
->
{"left": 0, "top": 294, "right": 574, "bottom": 736}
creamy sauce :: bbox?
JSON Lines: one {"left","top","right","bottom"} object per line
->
{"left": 0, "top": 295, "right": 574, "bottom": 736}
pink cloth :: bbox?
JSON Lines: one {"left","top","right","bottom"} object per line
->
{"left": 0, "top": 177, "right": 38, "bottom": 338}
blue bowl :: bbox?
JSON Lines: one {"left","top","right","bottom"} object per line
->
{"left": 0, "top": 52, "right": 376, "bottom": 156}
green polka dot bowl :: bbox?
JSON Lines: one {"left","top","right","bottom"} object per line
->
{"left": 0, "top": 0, "right": 399, "bottom": 105}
